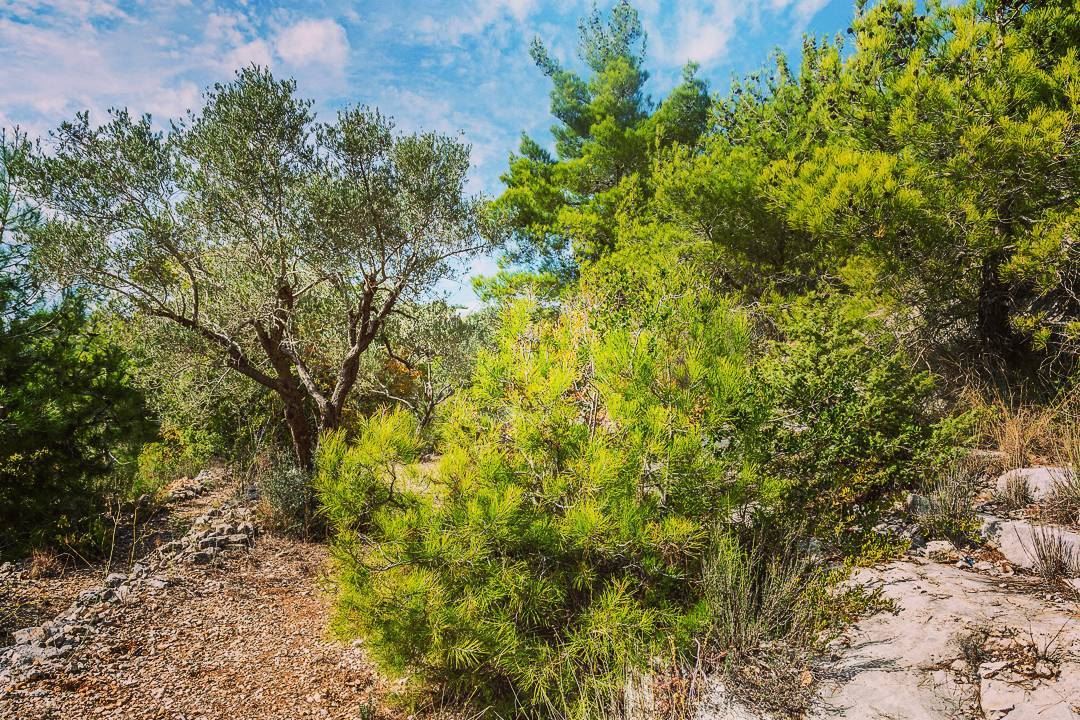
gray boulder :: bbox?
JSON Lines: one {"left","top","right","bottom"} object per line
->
{"left": 996, "top": 467, "right": 1073, "bottom": 503}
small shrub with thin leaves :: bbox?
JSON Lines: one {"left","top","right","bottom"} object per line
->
{"left": 701, "top": 530, "right": 888, "bottom": 716}
{"left": 318, "top": 296, "right": 759, "bottom": 719}
{"left": 703, "top": 532, "right": 827, "bottom": 656}
{"left": 997, "top": 474, "right": 1034, "bottom": 513}
{"left": 917, "top": 463, "right": 980, "bottom": 542}
{"left": 255, "top": 445, "right": 316, "bottom": 535}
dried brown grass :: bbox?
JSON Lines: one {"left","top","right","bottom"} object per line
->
{"left": 971, "top": 388, "right": 1079, "bottom": 471}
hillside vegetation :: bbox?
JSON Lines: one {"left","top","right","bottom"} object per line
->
{"left": 1, "top": 0, "right": 1078, "bottom": 718}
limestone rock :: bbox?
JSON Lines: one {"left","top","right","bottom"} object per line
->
{"left": 809, "top": 560, "right": 1080, "bottom": 719}
{"left": 981, "top": 515, "right": 1080, "bottom": 570}
{"left": 996, "top": 467, "right": 1073, "bottom": 503}
{"left": 925, "top": 539, "right": 957, "bottom": 562}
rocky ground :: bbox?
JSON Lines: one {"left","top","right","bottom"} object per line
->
{"left": 0, "top": 472, "right": 393, "bottom": 720}
{"left": 699, "top": 466, "right": 1080, "bottom": 720}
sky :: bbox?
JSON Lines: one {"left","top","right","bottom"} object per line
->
{"left": 0, "top": 0, "right": 858, "bottom": 306}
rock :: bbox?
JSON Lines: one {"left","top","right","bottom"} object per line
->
{"left": 811, "top": 561, "right": 1080, "bottom": 720}
{"left": 906, "top": 493, "right": 931, "bottom": 515}
{"left": 1034, "top": 661, "right": 1057, "bottom": 679}
{"left": 981, "top": 515, "right": 1080, "bottom": 570}
{"left": 925, "top": 539, "right": 957, "bottom": 562}
{"left": 996, "top": 467, "right": 1072, "bottom": 504}
{"left": 979, "top": 660, "right": 1012, "bottom": 678}
{"left": 12, "top": 626, "right": 45, "bottom": 645}
{"left": 980, "top": 677, "right": 1019, "bottom": 719}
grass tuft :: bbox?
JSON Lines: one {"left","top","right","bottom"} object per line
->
{"left": 917, "top": 462, "right": 979, "bottom": 541}
{"left": 1030, "top": 525, "right": 1080, "bottom": 580}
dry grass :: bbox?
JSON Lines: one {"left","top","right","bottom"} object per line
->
{"left": 917, "top": 462, "right": 979, "bottom": 540}
{"left": 982, "top": 401, "right": 1060, "bottom": 470}
{"left": 996, "top": 474, "right": 1034, "bottom": 512}
{"left": 1045, "top": 426, "right": 1080, "bottom": 525}
{"left": 972, "top": 388, "right": 1079, "bottom": 472}
{"left": 1030, "top": 525, "right": 1080, "bottom": 580}
{"left": 27, "top": 547, "right": 64, "bottom": 579}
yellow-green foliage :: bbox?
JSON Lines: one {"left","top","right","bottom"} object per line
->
{"left": 318, "top": 286, "right": 957, "bottom": 715}
{"left": 317, "top": 296, "right": 756, "bottom": 717}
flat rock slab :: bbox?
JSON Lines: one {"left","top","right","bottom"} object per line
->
{"left": 997, "top": 467, "right": 1073, "bottom": 503}
{"left": 809, "top": 559, "right": 1080, "bottom": 720}
{"left": 981, "top": 514, "right": 1080, "bottom": 571}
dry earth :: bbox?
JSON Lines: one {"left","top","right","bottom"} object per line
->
{"left": 0, "top": 477, "right": 395, "bottom": 720}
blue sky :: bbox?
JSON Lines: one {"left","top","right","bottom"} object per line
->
{"left": 1, "top": 0, "right": 857, "bottom": 305}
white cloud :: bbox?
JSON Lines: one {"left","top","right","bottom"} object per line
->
{"left": 415, "top": 0, "right": 542, "bottom": 43}
{"left": 224, "top": 39, "right": 274, "bottom": 70}
{"left": 670, "top": 2, "right": 739, "bottom": 66}
{"left": 643, "top": 0, "right": 832, "bottom": 68}
{"left": 275, "top": 19, "right": 349, "bottom": 71}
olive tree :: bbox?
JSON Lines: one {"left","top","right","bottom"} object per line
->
{"left": 18, "top": 67, "right": 489, "bottom": 468}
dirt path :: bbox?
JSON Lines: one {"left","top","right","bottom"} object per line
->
{"left": 0, "top": 479, "right": 393, "bottom": 720}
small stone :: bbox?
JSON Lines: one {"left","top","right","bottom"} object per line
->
{"left": 103, "top": 573, "right": 126, "bottom": 588}
{"left": 925, "top": 540, "right": 956, "bottom": 562}
{"left": 980, "top": 677, "right": 1019, "bottom": 720}
{"left": 979, "top": 660, "right": 1011, "bottom": 679}
{"left": 1033, "top": 660, "right": 1056, "bottom": 678}
{"left": 13, "top": 626, "right": 45, "bottom": 645}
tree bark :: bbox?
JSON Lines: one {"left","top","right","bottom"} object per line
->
{"left": 282, "top": 391, "right": 316, "bottom": 471}
{"left": 977, "top": 249, "right": 1025, "bottom": 362}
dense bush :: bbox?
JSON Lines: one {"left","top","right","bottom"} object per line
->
{"left": 753, "top": 293, "right": 944, "bottom": 544}
{"left": 318, "top": 297, "right": 757, "bottom": 716}
{"left": 317, "top": 286, "right": 958, "bottom": 715}
{"left": 0, "top": 295, "right": 154, "bottom": 558}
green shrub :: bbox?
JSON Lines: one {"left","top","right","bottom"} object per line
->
{"left": 131, "top": 425, "right": 216, "bottom": 500}
{"left": 317, "top": 290, "right": 967, "bottom": 715}
{"left": 916, "top": 463, "right": 980, "bottom": 542}
{"left": 0, "top": 295, "right": 154, "bottom": 559}
{"left": 318, "top": 297, "right": 757, "bottom": 718}
{"left": 255, "top": 444, "right": 319, "bottom": 535}
{"left": 703, "top": 532, "right": 827, "bottom": 656}
{"left": 753, "top": 292, "right": 946, "bottom": 547}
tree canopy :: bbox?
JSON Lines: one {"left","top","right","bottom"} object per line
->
{"left": 17, "top": 67, "right": 490, "bottom": 467}
{"left": 492, "top": 0, "right": 710, "bottom": 281}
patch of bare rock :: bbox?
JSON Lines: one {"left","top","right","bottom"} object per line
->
{"left": 698, "top": 466, "right": 1080, "bottom": 720}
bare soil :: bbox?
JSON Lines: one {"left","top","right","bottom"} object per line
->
{"left": 0, "top": 479, "right": 397, "bottom": 720}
